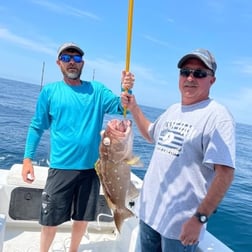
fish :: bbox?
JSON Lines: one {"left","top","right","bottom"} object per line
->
{"left": 95, "top": 119, "right": 140, "bottom": 232}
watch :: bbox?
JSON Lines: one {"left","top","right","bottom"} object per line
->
{"left": 194, "top": 212, "right": 208, "bottom": 223}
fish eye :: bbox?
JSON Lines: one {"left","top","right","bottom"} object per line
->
{"left": 103, "top": 137, "right": 111, "bottom": 146}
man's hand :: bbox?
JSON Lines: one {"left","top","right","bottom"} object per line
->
{"left": 22, "top": 158, "right": 35, "bottom": 183}
{"left": 179, "top": 217, "right": 202, "bottom": 246}
{"left": 121, "top": 70, "right": 135, "bottom": 91}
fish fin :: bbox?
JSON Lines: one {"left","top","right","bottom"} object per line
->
{"left": 127, "top": 181, "right": 139, "bottom": 199}
{"left": 94, "top": 159, "right": 101, "bottom": 175}
{"left": 126, "top": 156, "right": 143, "bottom": 167}
{"left": 114, "top": 207, "right": 134, "bottom": 232}
{"left": 104, "top": 193, "right": 116, "bottom": 211}
{"left": 94, "top": 159, "right": 99, "bottom": 169}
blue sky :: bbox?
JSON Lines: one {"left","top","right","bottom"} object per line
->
{"left": 0, "top": 0, "right": 252, "bottom": 125}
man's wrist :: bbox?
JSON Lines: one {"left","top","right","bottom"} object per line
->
{"left": 23, "top": 158, "right": 32, "bottom": 164}
{"left": 194, "top": 212, "right": 208, "bottom": 224}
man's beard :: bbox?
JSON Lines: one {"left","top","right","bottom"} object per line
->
{"left": 65, "top": 71, "right": 81, "bottom": 80}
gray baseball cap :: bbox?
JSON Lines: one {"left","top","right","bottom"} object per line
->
{"left": 177, "top": 48, "right": 217, "bottom": 73}
{"left": 57, "top": 42, "right": 84, "bottom": 58}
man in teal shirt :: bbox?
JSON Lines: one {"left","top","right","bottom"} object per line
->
{"left": 22, "top": 42, "right": 135, "bottom": 252}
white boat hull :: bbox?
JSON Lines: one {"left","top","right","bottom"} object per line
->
{"left": 0, "top": 164, "right": 233, "bottom": 252}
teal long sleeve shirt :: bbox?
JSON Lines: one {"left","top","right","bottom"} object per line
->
{"left": 24, "top": 80, "right": 124, "bottom": 169}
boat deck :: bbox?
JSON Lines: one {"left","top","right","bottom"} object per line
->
{"left": 2, "top": 216, "right": 138, "bottom": 252}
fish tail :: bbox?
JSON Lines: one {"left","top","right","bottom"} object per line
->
{"left": 114, "top": 207, "right": 134, "bottom": 233}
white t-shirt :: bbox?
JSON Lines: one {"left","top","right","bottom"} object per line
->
{"left": 136, "top": 99, "right": 236, "bottom": 240}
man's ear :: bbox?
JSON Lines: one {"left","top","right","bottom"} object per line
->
{"left": 210, "top": 77, "right": 216, "bottom": 85}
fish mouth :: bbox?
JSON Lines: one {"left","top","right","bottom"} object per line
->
{"left": 108, "top": 119, "right": 132, "bottom": 133}
{"left": 115, "top": 119, "right": 132, "bottom": 132}
{"left": 100, "top": 119, "right": 132, "bottom": 144}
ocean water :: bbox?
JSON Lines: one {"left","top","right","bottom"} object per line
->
{"left": 0, "top": 77, "right": 251, "bottom": 252}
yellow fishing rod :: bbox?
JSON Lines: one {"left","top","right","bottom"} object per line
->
{"left": 123, "top": 0, "right": 134, "bottom": 118}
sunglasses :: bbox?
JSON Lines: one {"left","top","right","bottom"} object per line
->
{"left": 180, "top": 68, "right": 213, "bottom": 78}
{"left": 59, "top": 54, "right": 83, "bottom": 63}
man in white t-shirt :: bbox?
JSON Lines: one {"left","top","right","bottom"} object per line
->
{"left": 121, "top": 48, "right": 235, "bottom": 252}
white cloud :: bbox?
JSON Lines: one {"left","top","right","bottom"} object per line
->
{"left": 217, "top": 87, "right": 252, "bottom": 125}
{"left": 142, "top": 34, "right": 173, "bottom": 48}
{"left": 231, "top": 58, "right": 252, "bottom": 75}
{"left": 0, "top": 27, "right": 55, "bottom": 55}
{"left": 242, "top": 65, "right": 252, "bottom": 74}
{"left": 30, "top": 0, "right": 101, "bottom": 20}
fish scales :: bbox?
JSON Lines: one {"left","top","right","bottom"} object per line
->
{"left": 95, "top": 119, "right": 139, "bottom": 232}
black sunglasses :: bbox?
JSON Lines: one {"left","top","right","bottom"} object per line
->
{"left": 59, "top": 54, "right": 83, "bottom": 63}
{"left": 180, "top": 68, "right": 213, "bottom": 79}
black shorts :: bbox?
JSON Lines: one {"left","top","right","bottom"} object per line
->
{"left": 39, "top": 168, "right": 100, "bottom": 226}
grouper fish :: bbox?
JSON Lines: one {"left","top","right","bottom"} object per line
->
{"left": 95, "top": 119, "right": 140, "bottom": 232}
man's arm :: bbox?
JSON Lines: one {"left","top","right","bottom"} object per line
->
{"left": 121, "top": 92, "right": 152, "bottom": 142}
{"left": 197, "top": 164, "right": 234, "bottom": 215}
{"left": 180, "top": 164, "right": 234, "bottom": 245}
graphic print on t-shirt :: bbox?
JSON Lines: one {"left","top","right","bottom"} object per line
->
{"left": 157, "top": 120, "right": 193, "bottom": 156}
